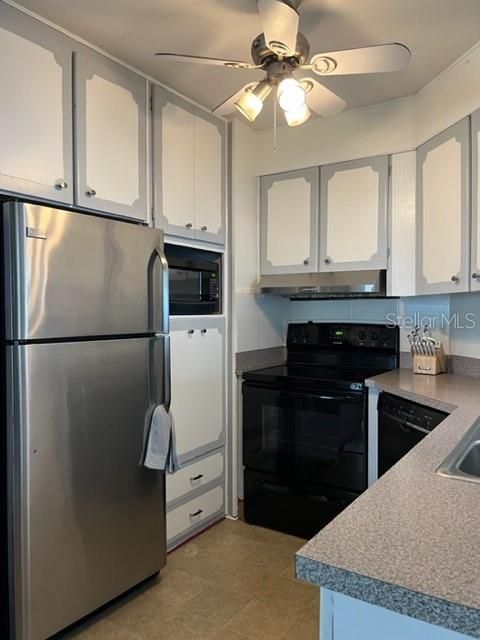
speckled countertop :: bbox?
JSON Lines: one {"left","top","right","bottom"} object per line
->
{"left": 296, "top": 369, "right": 480, "bottom": 638}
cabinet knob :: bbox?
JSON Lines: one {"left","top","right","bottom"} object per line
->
{"left": 85, "top": 188, "right": 96, "bottom": 197}
{"left": 451, "top": 275, "right": 460, "bottom": 283}
{"left": 185, "top": 222, "right": 193, "bottom": 229}
{"left": 473, "top": 273, "right": 480, "bottom": 279}
{"left": 54, "top": 180, "right": 68, "bottom": 190}
{"left": 324, "top": 257, "right": 332, "bottom": 265}
{"left": 201, "top": 328, "right": 207, "bottom": 334}
{"left": 187, "top": 329, "right": 194, "bottom": 335}
{"left": 201, "top": 226, "right": 208, "bottom": 232}
{"left": 303, "top": 259, "right": 309, "bottom": 265}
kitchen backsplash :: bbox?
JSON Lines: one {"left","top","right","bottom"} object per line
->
{"left": 236, "top": 291, "right": 480, "bottom": 361}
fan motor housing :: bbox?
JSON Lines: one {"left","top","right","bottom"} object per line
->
{"left": 251, "top": 31, "right": 310, "bottom": 66}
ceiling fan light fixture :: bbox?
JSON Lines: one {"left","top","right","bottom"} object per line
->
{"left": 277, "top": 77, "right": 306, "bottom": 112}
{"left": 284, "top": 103, "right": 311, "bottom": 127}
{"left": 235, "top": 80, "right": 272, "bottom": 122}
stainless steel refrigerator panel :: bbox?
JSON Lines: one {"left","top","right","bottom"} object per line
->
{"left": 7, "top": 338, "right": 167, "bottom": 640}
{"left": 3, "top": 202, "right": 168, "bottom": 340}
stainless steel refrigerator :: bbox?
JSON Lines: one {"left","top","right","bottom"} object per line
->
{"left": 3, "top": 202, "right": 169, "bottom": 640}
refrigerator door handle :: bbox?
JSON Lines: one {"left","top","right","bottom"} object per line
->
{"left": 148, "top": 246, "right": 169, "bottom": 334}
{"left": 164, "top": 335, "right": 171, "bottom": 412}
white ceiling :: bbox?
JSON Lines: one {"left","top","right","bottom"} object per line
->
{"left": 16, "top": 0, "right": 480, "bottom": 129}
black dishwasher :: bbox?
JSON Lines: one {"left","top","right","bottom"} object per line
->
{"left": 378, "top": 392, "right": 448, "bottom": 477}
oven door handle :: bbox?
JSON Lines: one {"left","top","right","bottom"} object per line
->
{"left": 281, "top": 391, "right": 362, "bottom": 402}
{"left": 382, "top": 412, "right": 430, "bottom": 435}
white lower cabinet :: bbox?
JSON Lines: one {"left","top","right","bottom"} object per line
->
{"left": 170, "top": 317, "right": 225, "bottom": 462}
{"left": 166, "top": 449, "right": 224, "bottom": 506}
{"left": 167, "top": 484, "right": 224, "bottom": 550}
{"left": 322, "top": 590, "right": 474, "bottom": 640}
{"left": 167, "top": 316, "right": 226, "bottom": 550}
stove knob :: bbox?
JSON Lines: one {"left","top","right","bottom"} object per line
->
{"left": 358, "top": 330, "right": 367, "bottom": 342}
{"left": 370, "top": 331, "right": 379, "bottom": 341}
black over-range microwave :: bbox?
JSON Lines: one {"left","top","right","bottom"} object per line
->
{"left": 164, "top": 244, "right": 222, "bottom": 315}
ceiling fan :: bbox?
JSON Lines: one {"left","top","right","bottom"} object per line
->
{"left": 155, "top": 0, "right": 411, "bottom": 127}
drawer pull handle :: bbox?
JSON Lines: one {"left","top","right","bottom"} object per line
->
{"left": 190, "top": 474, "right": 204, "bottom": 481}
{"left": 189, "top": 509, "right": 203, "bottom": 518}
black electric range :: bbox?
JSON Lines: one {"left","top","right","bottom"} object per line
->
{"left": 242, "top": 322, "right": 399, "bottom": 539}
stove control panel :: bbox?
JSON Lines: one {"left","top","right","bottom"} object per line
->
{"left": 287, "top": 322, "right": 398, "bottom": 350}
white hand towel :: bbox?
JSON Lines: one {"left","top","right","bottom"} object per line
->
{"left": 143, "top": 404, "right": 181, "bottom": 473}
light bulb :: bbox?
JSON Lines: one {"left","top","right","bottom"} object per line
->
{"left": 284, "top": 103, "right": 311, "bottom": 127}
{"left": 235, "top": 80, "right": 272, "bottom": 123}
{"left": 235, "top": 93, "right": 263, "bottom": 122}
{"left": 278, "top": 77, "right": 306, "bottom": 112}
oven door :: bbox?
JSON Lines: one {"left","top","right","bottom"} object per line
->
{"left": 242, "top": 382, "right": 366, "bottom": 491}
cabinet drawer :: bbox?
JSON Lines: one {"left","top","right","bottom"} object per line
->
{"left": 166, "top": 450, "right": 224, "bottom": 505}
{"left": 167, "top": 486, "right": 224, "bottom": 543}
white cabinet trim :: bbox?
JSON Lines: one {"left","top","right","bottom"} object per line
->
{"left": 416, "top": 118, "right": 471, "bottom": 295}
{"left": 260, "top": 167, "right": 319, "bottom": 275}
{"left": 73, "top": 49, "right": 148, "bottom": 221}
{"left": 319, "top": 155, "right": 389, "bottom": 272}
{"left": 170, "top": 316, "right": 226, "bottom": 463}
{"left": 470, "top": 109, "right": 480, "bottom": 291}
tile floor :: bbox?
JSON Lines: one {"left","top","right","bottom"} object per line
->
{"left": 62, "top": 518, "right": 319, "bottom": 640}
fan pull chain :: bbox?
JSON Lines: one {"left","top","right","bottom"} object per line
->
{"left": 273, "top": 92, "right": 278, "bottom": 153}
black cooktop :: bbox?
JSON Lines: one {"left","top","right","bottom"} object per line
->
{"left": 243, "top": 363, "right": 387, "bottom": 391}
{"left": 243, "top": 322, "right": 399, "bottom": 392}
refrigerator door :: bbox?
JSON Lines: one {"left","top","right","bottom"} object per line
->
{"left": 3, "top": 202, "right": 168, "bottom": 340}
{"left": 7, "top": 337, "right": 167, "bottom": 640}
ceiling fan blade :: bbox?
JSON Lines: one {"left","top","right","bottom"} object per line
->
{"left": 257, "top": 0, "right": 299, "bottom": 56}
{"left": 302, "top": 78, "right": 346, "bottom": 117}
{"left": 308, "top": 43, "right": 411, "bottom": 76}
{"left": 154, "top": 53, "right": 260, "bottom": 69}
{"left": 212, "top": 83, "right": 259, "bottom": 117}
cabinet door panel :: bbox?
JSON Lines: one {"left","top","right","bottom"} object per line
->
{"left": 320, "top": 156, "right": 388, "bottom": 272}
{"left": 0, "top": 3, "right": 73, "bottom": 203}
{"left": 153, "top": 88, "right": 195, "bottom": 239}
{"left": 471, "top": 109, "right": 480, "bottom": 291}
{"left": 416, "top": 119, "right": 470, "bottom": 294}
{"left": 194, "top": 111, "right": 226, "bottom": 244}
{"left": 260, "top": 168, "right": 319, "bottom": 274}
{"left": 170, "top": 318, "right": 225, "bottom": 462}
{"left": 74, "top": 50, "right": 147, "bottom": 220}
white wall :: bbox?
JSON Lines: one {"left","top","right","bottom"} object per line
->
{"left": 231, "top": 119, "right": 286, "bottom": 353}
{"left": 255, "top": 40, "right": 480, "bottom": 177}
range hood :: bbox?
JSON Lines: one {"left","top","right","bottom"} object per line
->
{"left": 259, "top": 270, "right": 387, "bottom": 300}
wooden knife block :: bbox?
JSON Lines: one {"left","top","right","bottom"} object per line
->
{"left": 412, "top": 345, "right": 447, "bottom": 376}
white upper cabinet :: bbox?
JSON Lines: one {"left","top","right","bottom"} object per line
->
{"left": 194, "top": 113, "right": 225, "bottom": 243}
{"left": 470, "top": 109, "right": 480, "bottom": 292}
{"left": 154, "top": 91, "right": 195, "bottom": 239}
{"left": 74, "top": 49, "right": 148, "bottom": 221}
{"left": 153, "top": 86, "right": 226, "bottom": 244}
{"left": 0, "top": 3, "right": 73, "bottom": 204}
{"left": 260, "top": 168, "right": 319, "bottom": 275}
{"left": 416, "top": 118, "right": 470, "bottom": 294}
{"left": 170, "top": 317, "right": 225, "bottom": 462}
{"left": 319, "top": 156, "right": 388, "bottom": 272}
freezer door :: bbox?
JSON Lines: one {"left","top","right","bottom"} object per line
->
{"left": 3, "top": 202, "right": 168, "bottom": 340}
{"left": 7, "top": 337, "right": 167, "bottom": 640}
